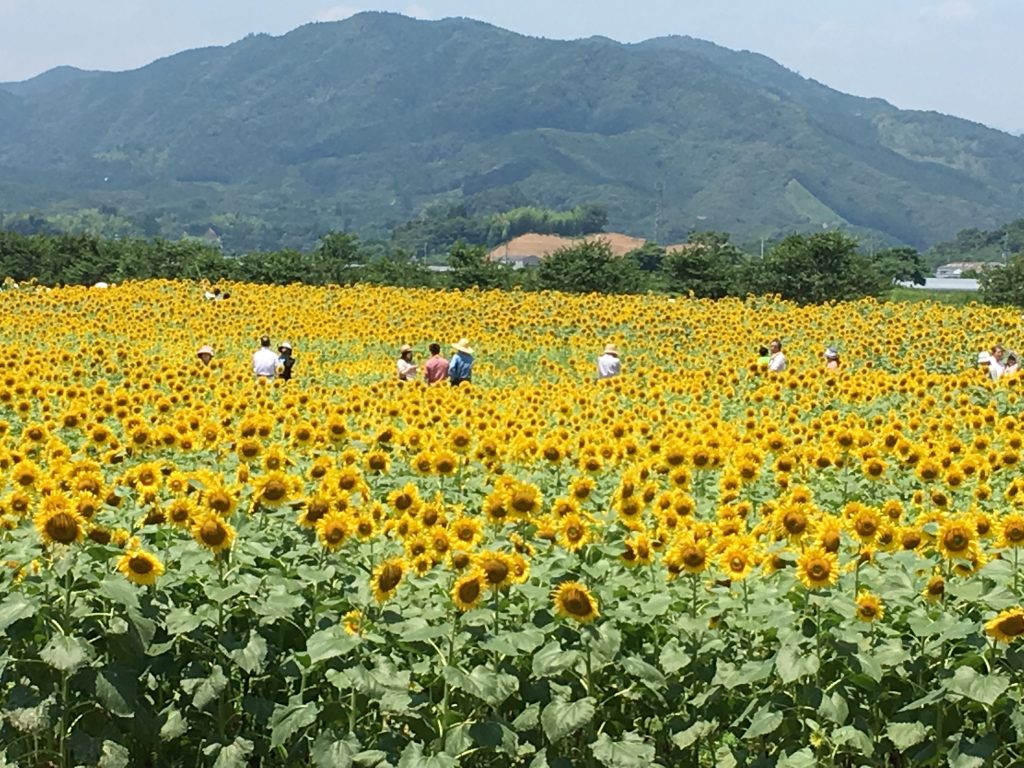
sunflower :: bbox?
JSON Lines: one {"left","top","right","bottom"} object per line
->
{"left": 296, "top": 493, "right": 333, "bottom": 528}
{"left": 476, "top": 551, "right": 514, "bottom": 589}
{"left": 342, "top": 609, "right": 364, "bottom": 636}
{"left": 937, "top": 518, "right": 978, "bottom": 561}
{"left": 253, "top": 470, "right": 300, "bottom": 508}
{"left": 552, "top": 581, "right": 600, "bottom": 623}
{"left": 452, "top": 568, "right": 487, "bottom": 611}
{"left": 450, "top": 516, "right": 483, "bottom": 549}
{"left": 34, "top": 494, "right": 85, "bottom": 545}
{"left": 922, "top": 574, "right": 945, "bottom": 602}
{"left": 796, "top": 547, "right": 838, "bottom": 590}
{"left": 166, "top": 497, "right": 199, "bottom": 528}
{"left": 191, "top": 512, "right": 236, "bottom": 553}
{"left": 506, "top": 482, "right": 542, "bottom": 519}
{"left": 855, "top": 591, "right": 884, "bottom": 623}
{"left": 388, "top": 483, "right": 422, "bottom": 514}
{"left": 371, "top": 557, "right": 405, "bottom": 602}
{"left": 201, "top": 484, "right": 238, "bottom": 516}
{"left": 719, "top": 539, "right": 758, "bottom": 580}
{"left": 117, "top": 549, "right": 165, "bottom": 586}
{"left": 985, "top": 607, "right": 1024, "bottom": 643}
{"left": 997, "top": 513, "right": 1024, "bottom": 549}
{"left": 568, "top": 476, "right": 595, "bottom": 502}
{"left": 432, "top": 450, "right": 459, "bottom": 476}
{"left": 558, "top": 512, "right": 592, "bottom": 552}
{"left": 316, "top": 510, "right": 350, "bottom": 551}
{"left": 621, "top": 532, "right": 654, "bottom": 567}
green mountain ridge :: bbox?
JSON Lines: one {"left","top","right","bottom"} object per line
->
{"left": 1, "top": 11, "right": 1022, "bottom": 251}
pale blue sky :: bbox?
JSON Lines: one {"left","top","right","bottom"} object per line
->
{"left": 0, "top": 0, "right": 1020, "bottom": 132}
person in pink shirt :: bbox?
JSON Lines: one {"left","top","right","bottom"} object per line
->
{"left": 423, "top": 343, "right": 449, "bottom": 384}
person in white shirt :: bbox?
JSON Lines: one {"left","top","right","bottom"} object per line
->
{"left": 989, "top": 345, "right": 1006, "bottom": 381}
{"left": 397, "top": 344, "right": 418, "bottom": 382}
{"left": 596, "top": 343, "right": 621, "bottom": 379}
{"left": 252, "top": 336, "right": 278, "bottom": 380}
{"left": 768, "top": 339, "right": 787, "bottom": 372}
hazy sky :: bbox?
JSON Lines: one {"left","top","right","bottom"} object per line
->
{"left": 1, "top": 0, "right": 1021, "bottom": 132}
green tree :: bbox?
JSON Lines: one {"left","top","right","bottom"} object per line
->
{"left": 315, "top": 231, "right": 364, "bottom": 284}
{"left": 536, "top": 240, "right": 649, "bottom": 294}
{"left": 980, "top": 258, "right": 1024, "bottom": 306}
{"left": 749, "top": 231, "right": 887, "bottom": 304}
{"left": 874, "top": 246, "right": 926, "bottom": 285}
{"left": 447, "top": 240, "right": 510, "bottom": 290}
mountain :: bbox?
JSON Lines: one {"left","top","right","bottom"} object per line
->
{"left": 1, "top": 12, "right": 1023, "bottom": 252}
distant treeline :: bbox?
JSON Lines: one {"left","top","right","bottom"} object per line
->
{"left": 5, "top": 228, "right": 989, "bottom": 307}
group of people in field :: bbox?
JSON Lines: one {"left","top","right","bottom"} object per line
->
{"left": 978, "top": 345, "right": 1020, "bottom": 380}
{"left": 396, "top": 339, "right": 475, "bottom": 386}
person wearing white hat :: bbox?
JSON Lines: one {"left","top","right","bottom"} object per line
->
{"left": 397, "top": 344, "right": 417, "bottom": 382}
{"left": 277, "top": 341, "right": 296, "bottom": 381}
{"left": 824, "top": 347, "right": 840, "bottom": 371}
{"left": 196, "top": 344, "right": 215, "bottom": 366}
{"left": 597, "top": 343, "right": 621, "bottom": 380}
{"left": 448, "top": 339, "right": 474, "bottom": 386}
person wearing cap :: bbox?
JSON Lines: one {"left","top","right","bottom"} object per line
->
{"left": 597, "top": 343, "right": 621, "bottom": 380}
{"left": 277, "top": 342, "right": 296, "bottom": 381}
{"left": 253, "top": 335, "right": 278, "bottom": 380}
{"left": 824, "top": 347, "right": 840, "bottom": 371}
{"left": 197, "top": 345, "right": 215, "bottom": 366}
{"left": 423, "top": 343, "right": 449, "bottom": 385}
{"left": 767, "top": 339, "right": 786, "bottom": 372}
{"left": 448, "top": 339, "right": 474, "bottom": 386}
{"left": 397, "top": 344, "right": 418, "bottom": 382}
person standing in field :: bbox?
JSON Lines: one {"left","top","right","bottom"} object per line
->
{"left": 397, "top": 344, "right": 418, "bottom": 382}
{"left": 768, "top": 339, "right": 786, "bottom": 372}
{"left": 989, "top": 345, "right": 1006, "bottom": 381}
{"left": 596, "top": 343, "right": 621, "bottom": 379}
{"left": 197, "top": 345, "right": 215, "bottom": 366}
{"left": 253, "top": 335, "right": 278, "bottom": 380}
{"left": 276, "top": 342, "right": 296, "bottom": 381}
{"left": 824, "top": 347, "right": 840, "bottom": 371}
{"left": 423, "top": 343, "right": 449, "bottom": 385}
{"left": 449, "top": 339, "right": 474, "bottom": 386}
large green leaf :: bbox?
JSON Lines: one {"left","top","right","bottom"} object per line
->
{"left": 742, "top": 705, "right": 783, "bottom": 739}
{"left": 208, "top": 738, "right": 255, "bottom": 768}
{"left": 541, "top": 697, "right": 595, "bottom": 743}
{"left": 0, "top": 593, "right": 36, "bottom": 634}
{"left": 885, "top": 722, "right": 929, "bottom": 751}
{"left": 96, "top": 669, "right": 136, "bottom": 718}
{"left": 532, "top": 640, "right": 580, "bottom": 678}
{"left": 775, "top": 641, "right": 819, "bottom": 684}
{"left": 397, "top": 742, "right": 458, "bottom": 768}
{"left": 944, "top": 666, "right": 1010, "bottom": 707}
{"left": 230, "top": 631, "right": 268, "bottom": 674}
{"left": 307, "top": 625, "right": 359, "bottom": 664}
{"left": 185, "top": 664, "right": 227, "bottom": 710}
{"left": 590, "top": 732, "right": 657, "bottom": 768}
{"left": 270, "top": 698, "right": 320, "bottom": 749}
{"left": 159, "top": 707, "right": 187, "bottom": 742}
{"left": 671, "top": 720, "right": 716, "bottom": 750}
{"left": 831, "top": 725, "right": 874, "bottom": 757}
{"left": 443, "top": 665, "right": 519, "bottom": 707}
{"left": 40, "top": 634, "right": 93, "bottom": 673}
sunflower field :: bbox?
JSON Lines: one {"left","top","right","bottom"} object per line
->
{"left": 2, "top": 281, "right": 1024, "bottom": 767}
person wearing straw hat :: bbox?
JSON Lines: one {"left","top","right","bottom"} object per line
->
{"left": 277, "top": 341, "right": 296, "bottom": 381}
{"left": 597, "top": 343, "right": 621, "bottom": 380}
{"left": 196, "top": 344, "right": 215, "bottom": 366}
{"left": 397, "top": 344, "right": 418, "bottom": 382}
{"left": 448, "top": 339, "right": 474, "bottom": 386}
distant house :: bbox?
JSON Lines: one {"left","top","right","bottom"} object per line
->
{"left": 488, "top": 232, "right": 683, "bottom": 267}
{"left": 934, "top": 261, "right": 1000, "bottom": 278}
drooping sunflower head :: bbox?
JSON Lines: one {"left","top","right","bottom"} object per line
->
{"left": 191, "top": 512, "right": 236, "bottom": 553}
{"left": 998, "top": 513, "right": 1024, "bottom": 549}
{"left": 33, "top": 493, "right": 85, "bottom": 546}
{"left": 451, "top": 569, "right": 486, "bottom": 611}
{"left": 117, "top": 549, "right": 165, "bottom": 586}
{"left": 985, "top": 607, "right": 1024, "bottom": 643}
{"left": 552, "top": 580, "right": 600, "bottom": 624}
{"left": 371, "top": 557, "right": 405, "bottom": 603}
{"left": 476, "top": 551, "right": 514, "bottom": 589}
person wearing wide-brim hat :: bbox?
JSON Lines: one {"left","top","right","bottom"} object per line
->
{"left": 597, "top": 343, "right": 621, "bottom": 380}
{"left": 196, "top": 344, "right": 215, "bottom": 366}
{"left": 277, "top": 341, "right": 296, "bottom": 381}
{"left": 397, "top": 343, "right": 417, "bottom": 382}
{"left": 448, "top": 338, "right": 474, "bottom": 386}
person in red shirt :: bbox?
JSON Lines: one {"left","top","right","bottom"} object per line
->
{"left": 423, "top": 343, "right": 449, "bottom": 384}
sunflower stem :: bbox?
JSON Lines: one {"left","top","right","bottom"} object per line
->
{"left": 1015, "top": 547, "right": 1019, "bottom": 596}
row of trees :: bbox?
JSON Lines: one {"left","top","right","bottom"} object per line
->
{"left": 0, "top": 228, "right": 974, "bottom": 307}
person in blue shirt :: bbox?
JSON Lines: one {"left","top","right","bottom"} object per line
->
{"left": 448, "top": 338, "right": 474, "bottom": 386}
